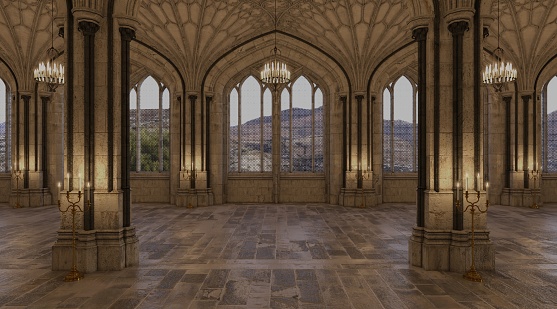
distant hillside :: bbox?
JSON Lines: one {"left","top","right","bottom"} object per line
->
{"left": 230, "top": 106, "right": 323, "bottom": 139}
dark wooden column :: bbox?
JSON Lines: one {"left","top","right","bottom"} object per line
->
{"left": 79, "top": 21, "right": 99, "bottom": 230}
{"left": 41, "top": 96, "right": 50, "bottom": 187}
{"left": 340, "top": 95, "right": 347, "bottom": 187}
{"left": 356, "top": 94, "right": 364, "bottom": 188}
{"left": 413, "top": 27, "right": 428, "bottom": 228}
{"left": 522, "top": 94, "right": 531, "bottom": 188}
{"left": 120, "top": 27, "right": 135, "bottom": 228}
{"left": 205, "top": 95, "right": 212, "bottom": 185}
{"left": 189, "top": 94, "right": 197, "bottom": 189}
{"left": 22, "top": 94, "right": 30, "bottom": 188}
{"left": 448, "top": 21, "right": 468, "bottom": 231}
{"left": 503, "top": 96, "right": 512, "bottom": 188}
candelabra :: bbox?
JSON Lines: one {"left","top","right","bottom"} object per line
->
{"left": 529, "top": 169, "right": 540, "bottom": 209}
{"left": 457, "top": 188, "right": 489, "bottom": 282}
{"left": 183, "top": 166, "right": 197, "bottom": 209}
{"left": 12, "top": 169, "right": 22, "bottom": 208}
{"left": 58, "top": 189, "right": 89, "bottom": 282}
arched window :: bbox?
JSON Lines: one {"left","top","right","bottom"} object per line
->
{"left": 383, "top": 76, "right": 417, "bottom": 173}
{"left": 229, "top": 76, "right": 271, "bottom": 172}
{"left": 0, "top": 78, "right": 10, "bottom": 172}
{"left": 542, "top": 75, "right": 557, "bottom": 172}
{"left": 229, "top": 75, "right": 324, "bottom": 173}
{"left": 129, "top": 76, "right": 170, "bottom": 172}
{"left": 281, "top": 76, "right": 324, "bottom": 172}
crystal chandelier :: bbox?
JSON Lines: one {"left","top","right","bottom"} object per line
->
{"left": 482, "top": 0, "right": 516, "bottom": 91}
{"left": 34, "top": 0, "right": 64, "bottom": 92}
{"left": 260, "top": 0, "right": 290, "bottom": 85}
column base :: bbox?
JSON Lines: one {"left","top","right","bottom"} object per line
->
{"left": 501, "top": 188, "right": 542, "bottom": 207}
{"left": 52, "top": 226, "right": 140, "bottom": 273}
{"left": 10, "top": 189, "right": 52, "bottom": 208}
{"left": 52, "top": 229, "right": 97, "bottom": 273}
{"left": 409, "top": 228, "right": 494, "bottom": 272}
{"left": 338, "top": 188, "right": 378, "bottom": 208}
{"left": 176, "top": 188, "right": 214, "bottom": 207}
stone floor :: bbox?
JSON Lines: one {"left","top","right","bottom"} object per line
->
{"left": 0, "top": 203, "right": 556, "bottom": 309}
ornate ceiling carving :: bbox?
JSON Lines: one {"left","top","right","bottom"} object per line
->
{"left": 0, "top": 0, "right": 557, "bottom": 90}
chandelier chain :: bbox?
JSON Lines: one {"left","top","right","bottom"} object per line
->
{"left": 34, "top": 0, "right": 64, "bottom": 92}
{"left": 482, "top": 0, "right": 516, "bottom": 91}
{"left": 260, "top": 0, "right": 291, "bottom": 86}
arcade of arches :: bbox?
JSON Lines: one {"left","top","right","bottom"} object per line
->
{"left": 1, "top": 0, "right": 557, "bottom": 307}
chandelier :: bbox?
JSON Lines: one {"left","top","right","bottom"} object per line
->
{"left": 34, "top": 0, "right": 64, "bottom": 92}
{"left": 260, "top": 0, "right": 290, "bottom": 85}
{"left": 482, "top": 0, "right": 516, "bottom": 91}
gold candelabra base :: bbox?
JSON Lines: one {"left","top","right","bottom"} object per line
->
{"left": 64, "top": 266, "right": 83, "bottom": 282}
{"left": 457, "top": 189, "right": 489, "bottom": 283}
{"left": 529, "top": 170, "right": 540, "bottom": 209}
{"left": 58, "top": 190, "right": 88, "bottom": 282}
{"left": 463, "top": 268, "right": 483, "bottom": 282}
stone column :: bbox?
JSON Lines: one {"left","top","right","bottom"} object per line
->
{"left": 410, "top": 4, "right": 494, "bottom": 272}
{"left": 176, "top": 93, "right": 213, "bottom": 207}
{"left": 9, "top": 91, "right": 51, "bottom": 207}
{"left": 501, "top": 91, "right": 540, "bottom": 207}
{"left": 339, "top": 92, "right": 377, "bottom": 208}
{"left": 52, "top": 9, "right": 139, "bottom": 273}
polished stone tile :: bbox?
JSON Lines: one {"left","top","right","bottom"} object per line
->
{"left": 0, "top": 203, "right": 556, "bottom": 308}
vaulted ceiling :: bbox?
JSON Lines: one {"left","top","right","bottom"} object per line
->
{"left": 0, "top": 0, "right": 557, "bottom": 90}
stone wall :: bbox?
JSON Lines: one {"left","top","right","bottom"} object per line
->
{"left": 0, "top": 174, "right": 10, "bottom": 202}
{"left": 382, "top": 174, "right": 417, "bottom": 203}
{"left": 130, "top": 174, "right": 170, "bottom": 203}
{"left": 279, "top": 176, "right": 327, "bottom": 203}
{"left": 542, "top": 175, "right": 557, "bottom": 203}
{"left": 226, "top": 176, "right": 273, "bottom": 203}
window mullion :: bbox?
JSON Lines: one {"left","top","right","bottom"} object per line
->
{"left": 136, "top": 85, "right": 141, "bottom": 172}
{"left": 158, "top": 86, "right": 164, "bottom": 172}
{"left": 311, "top": 86, "right": 315, "bottom": 172}
{"left": 238, "top": 87, "right": 242, "bottom": 173}
{"left": 413, "top": 85, "right": 417, "bottom": 172}
{"left": 390, "top": 86, "right": 395, "bottom": 173}
{"left": 260, "top": 86, "right": 264, "bottom": 172}
{"left": 289, "top": 87, "right": 293, "bottom": 173}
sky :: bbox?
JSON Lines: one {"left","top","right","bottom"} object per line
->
{"left": 230, "top": 76, "right": 324, "bottom": 127}
{"left": 383, "top": 76, "right": 415, "bottom": 123}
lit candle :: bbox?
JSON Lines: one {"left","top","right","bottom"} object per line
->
{"left": 79, "top": 173, "right": 82, "bottom": 192}
{"left": 476, "top": 173, "right": 480, "bottom": 191}
{"left": 66, "top": 173, "right": 70, "bottom": 191}
{"left": 87, "top": 182, "right": 91, "bottom": 200}
{"left": 465, "top": 173, "right": 469, "bottom": 192}
{"left": 456, "top": 181, "right": 460, "bottom": 196}
{"left": 486, "top": 182, "right": 489, "bottom": 196}
{"left": 536, "top": 163, "right": 538, "bottom": 171}
{"left": 57, "top": 182, "right": 61, "bottom": 200}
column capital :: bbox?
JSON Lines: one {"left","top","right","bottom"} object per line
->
{"left": 412, "top": 27, "right": 429, "bottom": 42}
{"left": 72, "top": 8, "right": 104, "bottom": 27}
{"left": 448, "top": 21, "right": 469, "bottom": 36}
{"left": 78, "top": 20, "right": 100, "bottom": 37}
{"left": 501, "top": 95, "right": 513, "bottom": 103}
{"left": 20, "top": 94, "right": 31, "bottom": 102}
{"left": 354, "top": 91, "right": 365, "bottom": 99}
{"left": 115, "top": 16, "right": 140, "bottom": 31}
{"left": 119, "top": 27, "right": 136, "bottom": 42}
{"left": 519, "top": 90, "right": 535, "bottom": 97}
{"left": 339, "top": 95, "right": 347, "bottom": 102}
{"left": 408, "top": 16, "right": 433, "bottom": 33}
{"left": 444, "top": 6, "right": 475, "bottom": 26}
